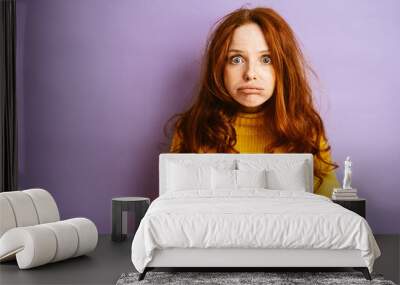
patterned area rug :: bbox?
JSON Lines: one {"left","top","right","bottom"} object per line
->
{"left": 116, "top": 271, "right": 396, "bottom": 285}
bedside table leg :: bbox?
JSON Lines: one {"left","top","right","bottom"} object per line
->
{"left": 133, "top": 201, "right": 150, "bottom": 235}
{"left": 112, "top": 202, "right": 123, "bottom": 242}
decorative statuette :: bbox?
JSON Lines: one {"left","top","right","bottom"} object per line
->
{"left": 342, "top": 156, "right": 352, "bottom": 190}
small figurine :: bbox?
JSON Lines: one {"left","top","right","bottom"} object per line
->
{"left": 342, "top": 156, "right": 352, "bottom": 189}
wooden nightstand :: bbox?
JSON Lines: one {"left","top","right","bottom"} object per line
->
{"left": 332, "top": 198, "right": 366, "bottom": 218}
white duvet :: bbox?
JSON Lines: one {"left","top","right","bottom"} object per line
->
{"left": 131, "top": 189, "right": 381, "bottom": 273}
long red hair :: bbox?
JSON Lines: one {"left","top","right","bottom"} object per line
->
{"left": 164, "top": 7, "right": 338, "bottom": 189}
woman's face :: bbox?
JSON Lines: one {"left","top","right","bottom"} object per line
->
{"left": 223, "top": 23, "right": 276, "bottom": 111}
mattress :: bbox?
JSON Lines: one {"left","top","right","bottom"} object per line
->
{"left": 131, "top": 189, "right": 381, "bottom": 273}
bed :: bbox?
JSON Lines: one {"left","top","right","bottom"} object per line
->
{"left": 131, "top": 153, "right": 381, "bottom": 281}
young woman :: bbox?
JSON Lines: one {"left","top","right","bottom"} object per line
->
{"left": 165, "top": 7, "right": 339, "bottom": 197}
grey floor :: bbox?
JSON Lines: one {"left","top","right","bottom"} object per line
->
{"left": 0, "top": 234, "right": 399, "bottom": 285}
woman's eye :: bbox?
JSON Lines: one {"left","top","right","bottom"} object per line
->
{"left": 262, "top": 55, "right": 272, "bottom": 64}
{"left": 230, "top": 56, "right": 244, "bottom": 64}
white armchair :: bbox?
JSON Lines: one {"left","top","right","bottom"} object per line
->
{"left": 0, "top": 188, "right": 98, "bottom": 269}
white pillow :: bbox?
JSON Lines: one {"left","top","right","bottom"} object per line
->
{"left": 211, "top": 168, "right": 268, "bottom": 190}
{"left": 238, "top": 159, "right": 309, "bottom": 191}
{"left": 237, "top": 169, "right": 268, "bottom": 188}
{"left": 212, "top": 168, "right": 236, "bottom": 190}
{"left": 266, "top": 166, "right": 307, "bottom": 191}
{"left": 167, "top": 162, "right": 212, "bottom": 191}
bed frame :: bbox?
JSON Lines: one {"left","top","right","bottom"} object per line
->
{"left": 138, "top": 154, "right": 372, "bottom": 281}
{"left": 140, "top": 248, "right": 371, "bottom": 280}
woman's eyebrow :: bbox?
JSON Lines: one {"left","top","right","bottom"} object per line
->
{"left": 228, "top": 49, "right": 270, "bottom": 53}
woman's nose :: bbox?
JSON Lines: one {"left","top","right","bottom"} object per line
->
{"left": 244, "top": 62, "right": 257, "bottom": 81}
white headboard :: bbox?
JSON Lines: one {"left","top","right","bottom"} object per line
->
{"left": 159, "top": 153, "right": 314, "bottom": 195}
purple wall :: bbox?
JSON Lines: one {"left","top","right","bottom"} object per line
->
{"left": 16, "top": 0, "right": 400, "bottom": 234}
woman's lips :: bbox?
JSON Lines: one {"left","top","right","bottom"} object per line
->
{"left": 238, "top": 88, "right": 263, "bottom": 94}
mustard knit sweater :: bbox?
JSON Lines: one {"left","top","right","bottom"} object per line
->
{"left": 170, "top": 111, "right": 339, "bottom": 198}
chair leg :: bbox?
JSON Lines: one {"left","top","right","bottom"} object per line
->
{"left": 138, "top": 268, "right": 148, "bottom": 281}
{"left": 354, "top": 267, "right": 372, "bottom": 280}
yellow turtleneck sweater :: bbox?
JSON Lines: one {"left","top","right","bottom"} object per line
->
{"left": 170, "top": 111, "right": 339, "bottom": 198}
